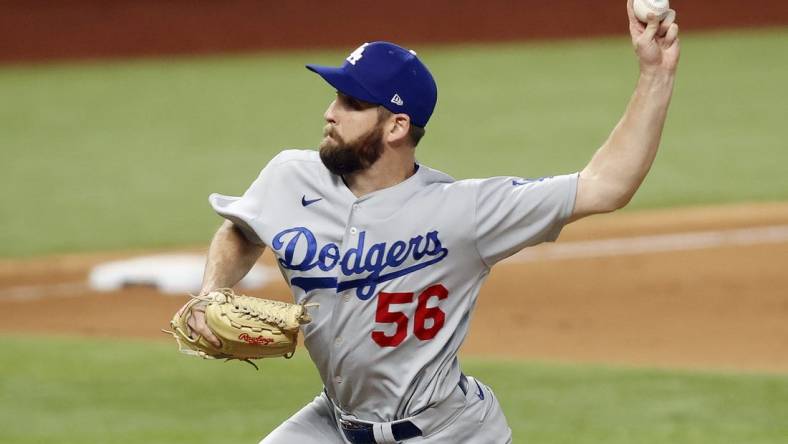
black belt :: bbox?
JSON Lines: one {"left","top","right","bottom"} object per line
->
{"left": 339, "top": 374, "right": 468, "bottom": 444}
{"left": 340, "top": 419, "right": 422, "bottom": 444}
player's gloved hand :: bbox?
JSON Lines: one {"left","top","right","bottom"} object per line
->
{"left": 178, "top": 298, "right": 222, "bottom": 347}
{"left": 165, "top": 289, "right": 315, "bottom": 368}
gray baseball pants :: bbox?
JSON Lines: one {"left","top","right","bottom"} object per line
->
{"left": 259, "top": 376, "right": 512, "bottom": 444}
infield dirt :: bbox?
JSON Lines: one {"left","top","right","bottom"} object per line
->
{"left": 2, "top": 203, "right": 787, "bottom": 373}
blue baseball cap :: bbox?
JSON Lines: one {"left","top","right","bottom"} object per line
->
{"left": 306, "top": 41, "right": 438, "bottom": 128}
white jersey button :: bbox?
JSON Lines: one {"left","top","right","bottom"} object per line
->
{"left": 335, "top": 376, "right": 343, "bottom": 384}
{"left": 349, "top": 227, "right": 358, "bottom": 235}
{"left": 334, "top": 337, "right": 343, "bottom": 345}
{"left": 352, "top": 204, "right": 360, "bottom": 211}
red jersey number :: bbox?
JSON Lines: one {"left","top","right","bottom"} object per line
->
{"left": 372, "top": 284, "right": 449, "bottom": 347}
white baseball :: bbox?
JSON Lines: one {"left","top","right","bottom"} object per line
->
{"left": 633, "top": 0, "right": 672, "bottom": 23}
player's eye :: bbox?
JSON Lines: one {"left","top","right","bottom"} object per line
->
{"left": 337, "top": 92, "right": 368, "bottom": 111}
{"left": 346, "top": 97, "right": 363, "bottom": 110}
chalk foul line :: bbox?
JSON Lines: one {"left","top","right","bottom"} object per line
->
{"left": 505, "top": 224, "right": 788, "bottom": 263}
{"left": 0, "top": 282, "right": 89, "bottom": 301}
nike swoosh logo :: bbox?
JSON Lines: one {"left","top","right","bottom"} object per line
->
{"left": 301, "top": 196, "right": 323, "bottom": 207}
{"left": 512, "top": 176, "right": 551, "bottom": 186}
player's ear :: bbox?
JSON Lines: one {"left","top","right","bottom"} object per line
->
{"left": 387, "top": 114, "right": 412, "bottom": 145}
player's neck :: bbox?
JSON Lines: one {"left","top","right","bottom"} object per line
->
{"left": 343, "top": 147, "right": 416, "bottom": 198}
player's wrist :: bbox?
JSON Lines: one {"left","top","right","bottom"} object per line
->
{"left": 638, "top": 63, "right": 677, "bottom": 79}
{"left": 637, "top": 69, "right": 675, "bottom": 92}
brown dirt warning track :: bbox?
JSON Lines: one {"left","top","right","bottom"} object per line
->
{"left": 1, "top": 202, "right": 787, "bottom": 373}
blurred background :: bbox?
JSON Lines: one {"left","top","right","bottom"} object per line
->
{"left": 1, "top": 1, "right": 787, "bottom": 443}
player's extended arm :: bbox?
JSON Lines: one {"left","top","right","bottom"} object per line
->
{"left": 570, "top": 1, "right": 680, "bottom": 222}
{"left": 178, "top": 220, "right": 264, "bottom": 346}
{"left": 200, "top": 220, "right": 264, "bottom": 293}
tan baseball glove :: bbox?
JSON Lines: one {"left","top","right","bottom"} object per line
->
{"left": 164, "top": 289, "right": 314, "bottom": 368}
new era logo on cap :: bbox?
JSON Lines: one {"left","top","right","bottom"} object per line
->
{"left": 306, "top": 41, "right": 438, "bottom": 127}
{"left": 391, "top": 94, "right": 404, "bottom": 106}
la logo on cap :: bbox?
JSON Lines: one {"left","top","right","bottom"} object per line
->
{"left": 307, "top": 41, "right": 438, "bottom": 127}
{"left": 346, "top": 43, "right": 369, "bottom": 66}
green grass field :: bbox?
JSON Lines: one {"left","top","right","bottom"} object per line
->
{"left": 1, "top": 28, "right": 787, "bottom": 257}
{"left": 0, "top": 335, "right": 786, "bottom": 444}
{"left": 2, "top": 30, "right": 787, "bottom": 443}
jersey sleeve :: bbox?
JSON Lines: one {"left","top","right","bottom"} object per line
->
{"left": 474, "top": 173, "right": 579, "bottom": 266}
{"left": 207, "top": 152, "right": 286, "bottom": 246}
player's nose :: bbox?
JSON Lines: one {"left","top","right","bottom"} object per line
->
{"left": 324, "top": 99, "right": 338, "bottom": 124}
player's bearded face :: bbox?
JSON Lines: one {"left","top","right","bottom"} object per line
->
{"left": 319, "top": 119, "right": 385, "bottom": 176}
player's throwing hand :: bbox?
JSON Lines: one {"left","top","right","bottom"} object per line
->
{"left": 627, "top": 0, "right": 680, "bottom": 74}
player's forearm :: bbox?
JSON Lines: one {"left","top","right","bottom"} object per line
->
{"left": 580, "top": 70, "right": 675, "bottom": 211}
{"left": 200, "top": 220, "right": 264, "bottom": 294}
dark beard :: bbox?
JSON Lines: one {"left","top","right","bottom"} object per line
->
{"left": 319, "top": 124, "right": 385, "bottom": 176}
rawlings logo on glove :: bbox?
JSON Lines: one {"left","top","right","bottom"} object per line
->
{"left": 238, "top": 333, "right": 275, "bottom": 345}
{"left": 163, "top": 289, "right": 315, "bottom": 368}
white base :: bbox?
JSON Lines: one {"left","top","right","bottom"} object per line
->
{"left": 88, "top": 254, "right": 273, "bottom": 294}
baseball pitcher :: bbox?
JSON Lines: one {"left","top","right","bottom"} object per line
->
{"left": 175, "top": 2, "right": 680, "bottom": 442}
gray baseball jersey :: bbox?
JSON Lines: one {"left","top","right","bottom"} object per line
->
{"left": 210, "top": 149, "right": 578, "bottom": 423}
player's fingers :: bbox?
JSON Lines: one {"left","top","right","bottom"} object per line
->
{"left": 661, "top": 23, "right": 680, "bottom": 48}
{"left": 194, "top": 325, "right": 221, "bottom": 347}
{"left": 626, "top": 0, "right": 638, "bottom": 25}
{"left": 657, "top": 10, "right": 676, "bottom": 37}
{"left": 641, "top": 13, "right": 661, "bottom": 42}
{"left": 627, "top": 0, "right": 645, "bottom": 36}
{"left": 188, "top": 310, "right": 222, "bottom": 347}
